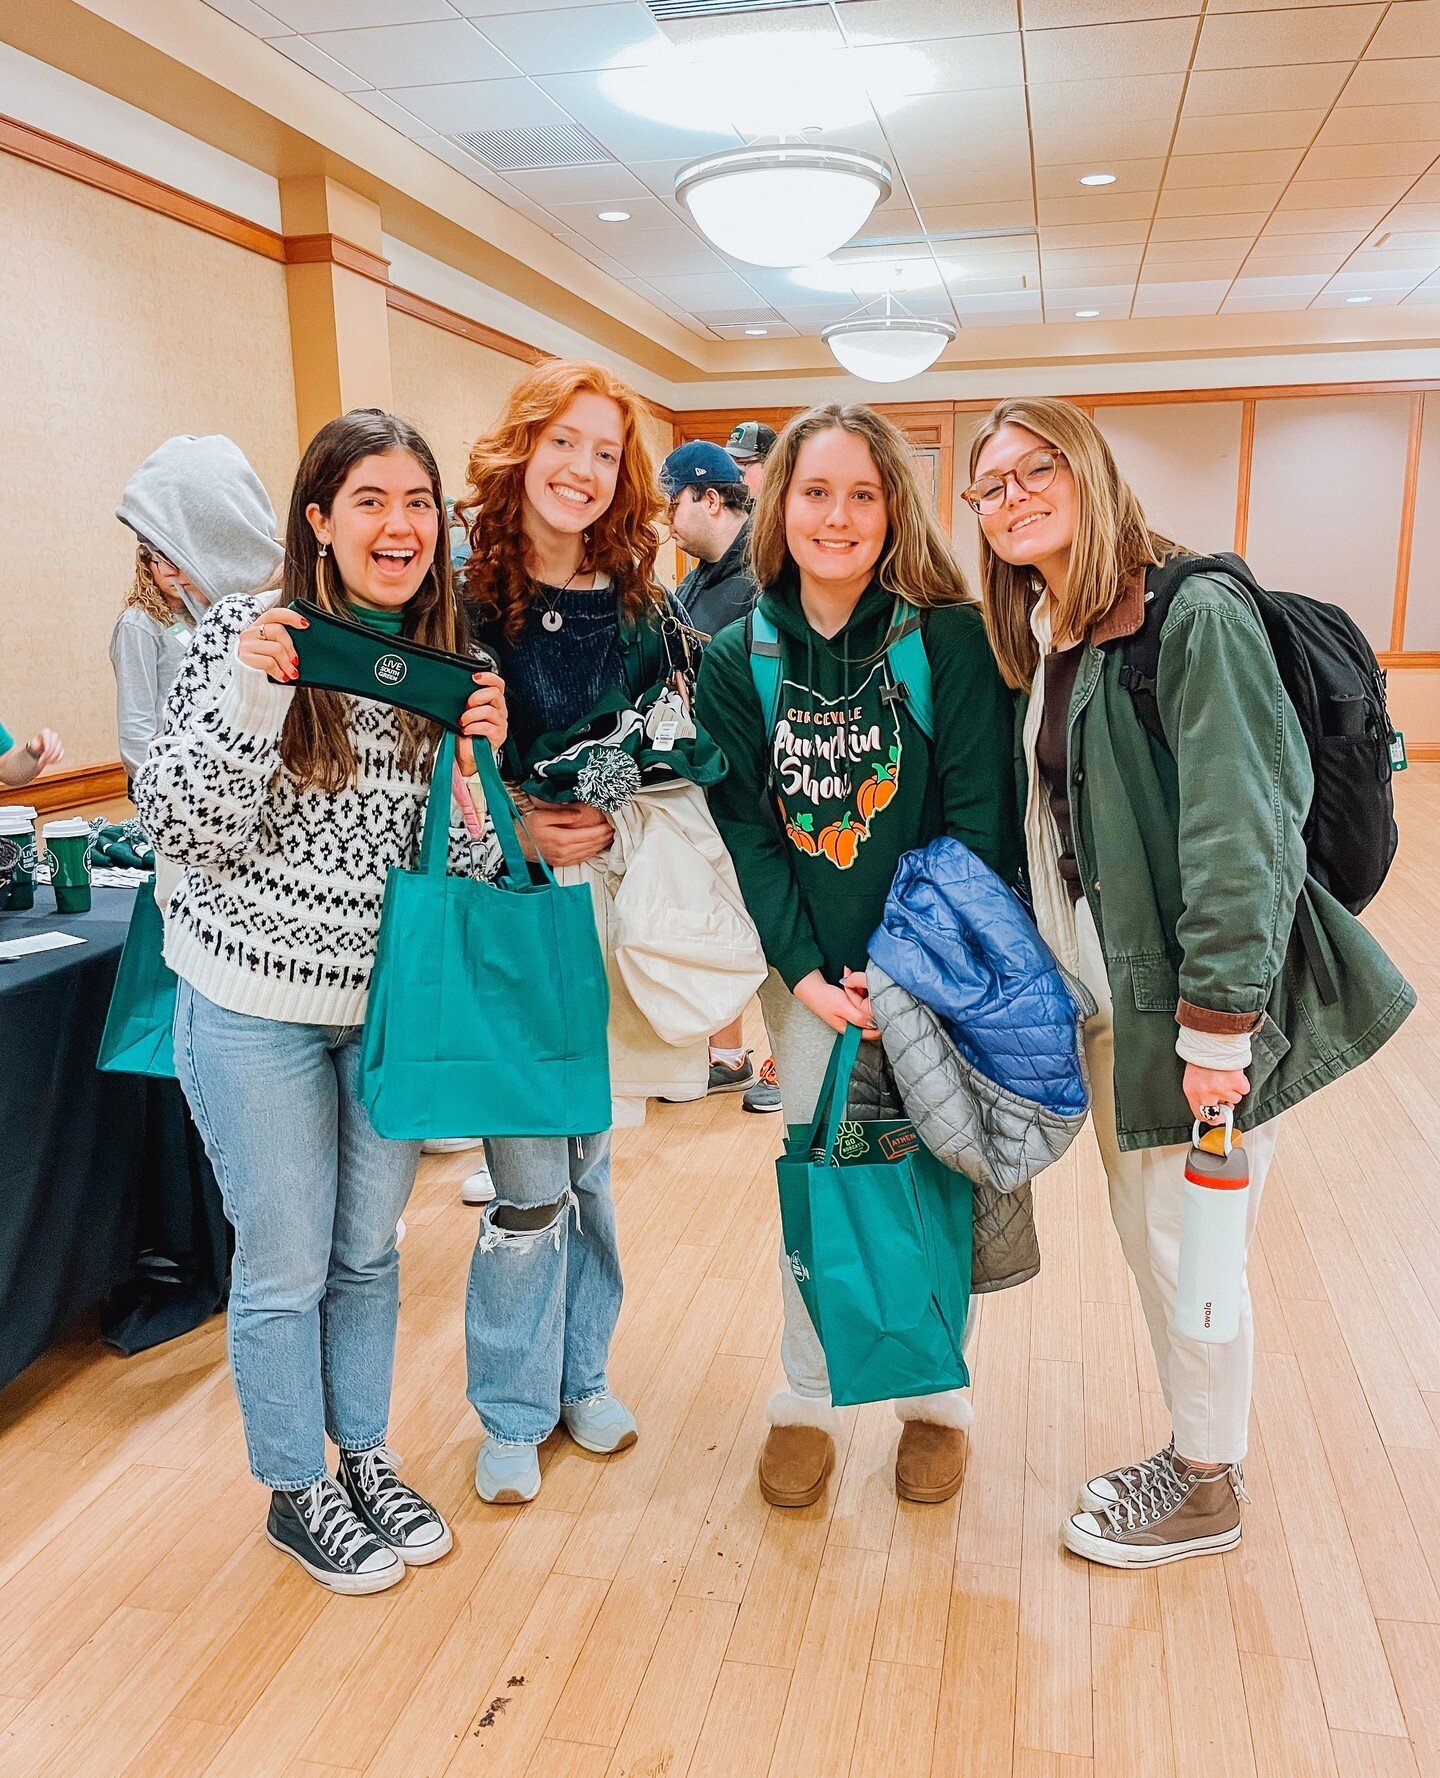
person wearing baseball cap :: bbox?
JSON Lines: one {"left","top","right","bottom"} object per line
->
{"left": 658, "top": 439, "right": 780, "bottom": 1112}
{"left": 726, "top": 421, "right": 778, "bottom": 499}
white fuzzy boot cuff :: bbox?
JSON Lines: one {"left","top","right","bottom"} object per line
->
{"left": 894, "top": 1390, "right": 974, "bottom": 1430}
{"left": 767, "top": 1389, "right": 843, "bottom": 1436}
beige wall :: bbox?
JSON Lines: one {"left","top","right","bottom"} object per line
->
{"left": 1406, "top": 392, "right": 1440, "bottom": 653}
{"left": 1, "top": 154, "right": 298, "bottom": 771}
{"left": 386, "top": 308, "right": 531, "bottom": 498}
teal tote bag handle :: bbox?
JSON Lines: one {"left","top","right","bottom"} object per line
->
{"left": 804, "top": 1024, "right": 864, "bottom": 1162}
{"left": 420, "top": 732, "right": 553, "bottom": 890}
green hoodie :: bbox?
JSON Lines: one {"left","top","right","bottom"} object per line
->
{"left": 695, "top": 571, "right": 1020, "bottom": 989}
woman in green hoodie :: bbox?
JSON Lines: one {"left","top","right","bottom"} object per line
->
{"left": 696, "top": 402, "right": 1020, "bottom": 1512}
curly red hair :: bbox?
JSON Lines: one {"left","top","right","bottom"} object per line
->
{"left": 458, "top": 360, "right": 665, "bottom": 640}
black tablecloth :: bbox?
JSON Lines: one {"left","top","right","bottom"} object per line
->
{"left": 0, "top": 888, "right": 229, "bottom": 1391}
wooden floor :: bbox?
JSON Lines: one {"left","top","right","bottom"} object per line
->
{"left": 2, "top": 768, "right": 1439, "bottom": 1778}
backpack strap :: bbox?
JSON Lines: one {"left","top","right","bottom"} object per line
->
{"left": 748, "top": 598, "right": 934, "bottom": 743}
{"left": 882, "top": 606, "right": 934, "bottom": 743}
{"left": 1120, "top": 553, "right": 1250, "bottom": 748}
{"left": 748, "top": 606, "right": 784, "bottom": 734}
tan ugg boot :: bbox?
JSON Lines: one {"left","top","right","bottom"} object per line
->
{"left": 895, "top": 1421, "right": 968, "bottom": 1503}
{"left": 758, "top": 1393, "right": 841, "bottom": 1508}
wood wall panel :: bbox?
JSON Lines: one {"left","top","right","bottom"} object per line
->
{"left": 1091, "top": 402, "right": 1244, "bottom": 560}
{"left": 1404, "top": 392, "right": 1440, "bottom": 653}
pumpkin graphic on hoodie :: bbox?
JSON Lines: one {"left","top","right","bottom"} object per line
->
{"left": 772, "top": 661, "right": 903, "bottom": 874}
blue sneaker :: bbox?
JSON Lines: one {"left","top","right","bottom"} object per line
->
{"left": 562, "top": 1394, "right": 639, "bottom": 1455}
{"left": 475, "top": 1436, "right": 541, "bottom": 1504}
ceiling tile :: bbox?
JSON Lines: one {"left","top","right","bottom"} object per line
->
{"left": 1221, "top": 291, "right": 1309, "bottom": 311}
{"left": 260, "top": 0, "right": 451, "bottom": 27}
{"left": 476, "top": 2, "right": 668, "bottom": 74}
{"left": 1023, "top": 17, "right": 1197, "bottom": 82}
{"left": 1138, "top": 260, "right": 1244, "bottom": 282}
{"left": 1042, "top": 247, "right": 1146, "bottom": 273}
{"left": 351, "top": 90, "right": 433, "bottom": 136}
{"left": 311, "top": 20, "right": 514, "bottom": 87}
{"left": 1165, "top": 147, "right": 1305, "bottom": 187}
{"left": 646, "top": 272, "right": 771, "bottom": 311}
{"left": 1329, "top": 259, "right": 1439, "bottom": 285}
{"left": 1195, "top": 4, "right": 1380, "bottom": 69}
{"left": 1038, "top": 190, "right": 1157, "bottom": 224}
{"left": 1238, "top": 249, "right": 1350, "bottom": 274}
{"left": 1246, "top": 229, "right": 1368, "bottom": 257}
{"left": 1341, "top": 56, "right": 1440, "bottom": 108}
{"left": 606, "top": 228, "right": 727, "bottom": 276}
{"left": 1039, "top": 219, "right": 1151, "bottom": 247}
{"left": 710, "top": 320, "right": 799, "bottom": 339}
{"left": 1031, "top": 112, "right": 1176, "bottom": 164}
{"left": 1315, "top": 100, "right": 1440, "bottom": 143}
{"left": 1299, "top": 139, "right": 1439, "bottom": 179}
{"left": 852, "top": 32, "right": 1024, "bottom": 97}
{"left": 1029, "top": 70, "right": 1185, "bottom": 127}
{"left": 907, "top": 163, "right": 1035, "bottom": 206}
{"left": 1036, "top": 158, "right": 1165, "bottom": 198}
{"left": 1261, "top": 204, "right": 1391, "bottom": 234}
{"left": 389, "top": 75, "right": 573, "bottom": 135}
{"left": 1402, "top": 279, "right": 1440, "bottom": 301}
{"left": 270, "top": 34, "right": 370, "bottom": 89}
{"left": 1156, "top": 181, "right": 1286, "bottom": 216}
{"left": 546, "top": 195, "right": 683, "bottom": 239}
{"left": 1278, "top": 174, "right": 1414, "bottom": 207}
{"left": 881, "top": 86, "right": 1029, "bottom": 145}
{"left": 663, "top": 6, "right": 846, "bottom": 50}
{"left": 835, "top": 0, "right": 1020, "bottom": 47}
{"left": 202, "top": 0, "right": 293, "bottom": 32}
{"left": 536, "top": 72, "right": 742, "bottom": 160}
{"left": 1022, "top": 0, "right": 1197, "bottom": 23}
{"left": 1150, "top": 210, "right": 1270, "bottom": 239}
{"left": 1206, "top": 0, "right": 1378, "bottom": 10}
{"left": 1368, "top": 0, "right": 1440, "bottom": 58}
{"left": 504, "top": 161, "right": 647, "bottom": 202}
{"left": 1184, "top": 63, "right": 1351, "bottom": 115}
{"left": 916, "top": 200, "right": 1038, "bottom": 230}
{"left": 1378, "top": 198, "right": 1440, "bottom": 229}
{"left": 1131, "top": 290, "right": 1227, "bottom": 314}
{"left": 1142, "top": 233, "right": 1255, "bottom": 263}
{"left": 1403, "top": 167, "right": 1440, "bottom": 198}
{"left": 1229, "top": 271, "right": 1331, "bottom": 294}
{"left": 1042, "top": 281, "right": 1136, "bottom": 306}
{"left": 1172, "top": 108, "right": 1325, "bottom": 154}
{"left": 1045, "top": 263, "right": 1143, "bottom": 288}
{"left": 1311, "top": 284, "right": 1410, "bottom": 303}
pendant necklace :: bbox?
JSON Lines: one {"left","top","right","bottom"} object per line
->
{"left": 536, "top": 559, "right": 587, "bottom": 633}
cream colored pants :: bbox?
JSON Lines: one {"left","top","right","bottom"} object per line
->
{"left": 1076, "top": 898, "right": 1280, "bottom": 1464}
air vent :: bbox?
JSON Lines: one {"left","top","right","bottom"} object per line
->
{"left": 449, "top": 123, "right": 608, "bottom": 173}
{"left": 643, "top": 0, "right": 827, "bottom": 20}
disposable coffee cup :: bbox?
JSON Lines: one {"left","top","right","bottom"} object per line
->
{"left": 42, "top": 817, "right": 93, "bottom": 915}
{"left": 0, "top": 805, "right": 38, "bottom": 911}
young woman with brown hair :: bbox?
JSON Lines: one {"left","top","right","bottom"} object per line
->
{"left": 966, "top": 396, "right": 1411, "bottom": 1567}
{"left": 458, "top": 359, "right": 690, "bottom": 1505}
{"left": 136, "top": 409, "right": 508, "bottom": 1594}
{"left": 695, "top": 402, "right": 1020, "bottom": 1511}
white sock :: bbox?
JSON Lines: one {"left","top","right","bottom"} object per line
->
{"left": 710, "top": 1045, "right": 749, "bottom": 1066}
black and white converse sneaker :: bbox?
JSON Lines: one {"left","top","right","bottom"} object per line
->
{"left": 337, "top": 1444, "right": 453, "bottom": 1565}
{"left": 266, "top": 1476, "right": 405, "bottom": 1594}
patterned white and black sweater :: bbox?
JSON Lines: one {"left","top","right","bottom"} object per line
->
{"left": 136, "top": 590, "right": 499, "bottom": 1028}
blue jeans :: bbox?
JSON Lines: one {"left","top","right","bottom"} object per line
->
{"left": 464, "top": 1132, "right": 622, "bottom": 1444}
{"left": 174, "top": 981, "right": 420, "bottom": 1490}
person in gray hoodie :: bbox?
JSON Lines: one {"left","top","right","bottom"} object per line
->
{"left": 112, "top": 435, "right": 284, "bottom": 790}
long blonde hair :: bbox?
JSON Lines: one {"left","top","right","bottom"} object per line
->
{"left": 750, "top": 403, "right": 972, "bottom": 607}
{"left": 122, "top": 548, "right": 176, "bottom": 628}
{"left": 968, "top": 398, "right": 1181, "bottom": 689}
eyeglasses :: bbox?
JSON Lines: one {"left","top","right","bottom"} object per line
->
{"left": 963, "top": 446, "right": 1065, "bottom": 515}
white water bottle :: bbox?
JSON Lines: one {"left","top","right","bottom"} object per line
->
{"left": 1176, "top": 1105, "right": 1250, "bottom": 1344}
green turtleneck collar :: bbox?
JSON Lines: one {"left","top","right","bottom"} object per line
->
{"left": 343, "top": 601, "right": 406, "bottom": 636}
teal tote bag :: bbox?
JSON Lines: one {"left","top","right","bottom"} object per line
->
{"left": 97, "top": 883, "right": 178, "bottom": 1080}
{"left": 777, "top": 1025, "right": 973, "bottom": 1408}
{"left": 358, "top": 733, "right": 611, "bottom": 1141}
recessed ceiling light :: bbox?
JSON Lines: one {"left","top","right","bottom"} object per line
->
{"left": 744, "top": 326, "right": 769, "bottom": 335}
{"left": 1345, "top": 293, "right": 1373, "bottom": 303}
{"left": 597, "top": 210, "right": 630, "bottom": 222}
{"left": 1079, "top": 172, "right": 1117, "bottom": 187}
{"left": 1075, "top": 308, "right": 1101, "bottom": 317}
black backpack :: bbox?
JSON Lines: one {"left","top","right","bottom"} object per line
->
{"left": 1120, "top": 552, "right": 1399, "bottom": 922}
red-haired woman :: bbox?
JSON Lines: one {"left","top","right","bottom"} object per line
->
{"left": 459, "top": 359, "right": 684, "bottom": 1505}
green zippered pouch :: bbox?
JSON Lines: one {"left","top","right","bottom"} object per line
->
{"left": 290, "top": 598, "right": 496, "bottom": 731}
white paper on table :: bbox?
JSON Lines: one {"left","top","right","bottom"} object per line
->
{"left": 91, "top": 869, "right": 152, "bottom": 888}
{"left": 0, "top": 931, "right": 87, "bottom": 960}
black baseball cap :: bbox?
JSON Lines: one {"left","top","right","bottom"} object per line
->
{"left": 726, "top": 421, "right": 777, "bottom": 463}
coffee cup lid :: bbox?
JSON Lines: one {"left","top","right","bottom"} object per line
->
{"left": 41, "top": 817, "right": 92, "bottom": 837}
{"left": 0, "top": 805, "right": 36, "bottom": 820}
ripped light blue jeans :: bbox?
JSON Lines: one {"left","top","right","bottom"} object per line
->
{"left": 464, "top": 1131, "right": 622, "bottom": 1445}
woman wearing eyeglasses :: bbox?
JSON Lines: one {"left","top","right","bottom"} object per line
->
{"left": 965, "top": 397, "right": 1412, "bottom": 1568}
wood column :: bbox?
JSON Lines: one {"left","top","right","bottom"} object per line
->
{"left": 279, "top": 176, "right": 393, "bottom": 447}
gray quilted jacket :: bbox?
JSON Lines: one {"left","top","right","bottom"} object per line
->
{"left": 867, "top": 963, "right": 1096, "bottom": 1294}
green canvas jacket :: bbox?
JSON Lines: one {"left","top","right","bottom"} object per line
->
{"left": 1018, "top": 567, "right": 1415, "bottom": 1151}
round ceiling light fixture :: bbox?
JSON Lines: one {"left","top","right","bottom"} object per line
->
{"left": 1075, "top": 308, "right": 1101, "bottom": 317}
{"left": 676, "top": 143, "right": 892, "bottom": 268}
{"left": 823, "top": 304, "right": 956, "bottom": 383}
{"left": 744, "top": 326, "right": 769, "bottom": 335}
{"left": 1079, "top": 171, "right": 1117, "bottom": 186}
{"left": 597, "top": 210, "right": 630, "bottom": 222}
{"left": 1345, "top": 293, "right": 1373, "bottom": 303}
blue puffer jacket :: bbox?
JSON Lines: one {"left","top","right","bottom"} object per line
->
{"left": 870, "top": 838, "right": 1087, "bottom": 1118}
